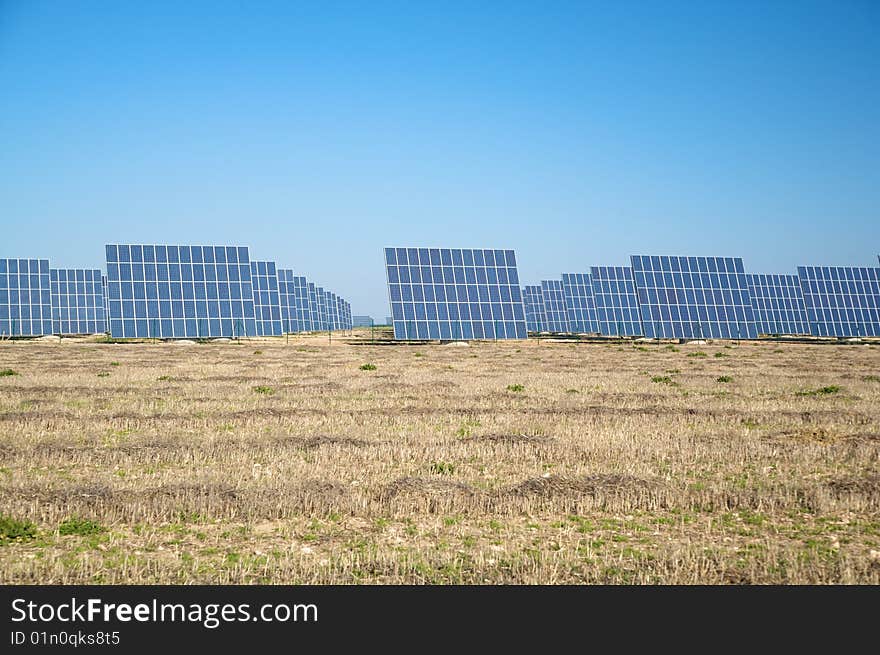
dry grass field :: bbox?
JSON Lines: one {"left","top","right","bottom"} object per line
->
{"left": 1, "top": 333, "right": 879, "bottom": 584}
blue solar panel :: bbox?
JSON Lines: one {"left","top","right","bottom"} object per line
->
{"left": 314, "top": 286, "right": 329, "bottom": 330}
{"left": 747, "top": 274, "right": 810, "bottom": 335}
{"left": 105, "top": 244, "right": 257, "bottom": 339}
{"left": 797, "top": 266, "right": 880, "bottom": 337}
{"left": 278, "top": 270, "right": 311, "bottom": 332}
{"left": 540, "top": 280, "right": 569, "bottom": 333}
{"left": 249, "top": 261, "right": 283, "bottom": 336}
{"left": 631, "top": 255, "right": 757, "bottom": 339}
{"left": 50, "top": 269, "right": 106, "bottom": 335}
{"left": 307, "top": 282, "right": 321, "bottom": 330}
{"left": 522, "top": 285, "right": 547, "bottom": 332}
{"left": 561, "top": 273, "right": 597, "bottom": 333}
{"left": 325, "top": 290, "right": 340, "bottom": 330}
{"left": 0, "top": 258, "right": 52, "bottom": 337}
{"left": 385, "top": 247, "right": 527, "bottom": 340}
{"left": 590, "top": 266, "right": 643, "bottom": 336}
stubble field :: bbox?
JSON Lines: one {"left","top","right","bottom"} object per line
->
{"left": 1, "top": 333, "right": 879, "bottom": 584}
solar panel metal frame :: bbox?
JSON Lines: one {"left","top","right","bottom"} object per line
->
{"left": 249, "top": 260, "right": 283, "bottom": 336}
{"left": 385, "top": 247, "right": 527, "bottom": 340}
{"left": 50, "top": 268, "right": 106, "bottom": 335}
{"left": 561, "top": 273, "right": 597, "bottom": 333}
{"left": 631, "top": 255, "right": 757, "bottom": 339}
{"left": 797, "top": 265, "right": 880, "bottom": 337}
{"left": 590, "top": 266, "right": 643, "bottom": 336}
{"left": 747, "top": 273, "right": 811, "bottom": 336}
{"left": 105, "top": 244, "right": 258, "bottom": 339}
{"left": 540, "top": 280, "right": 570, "bottom": 333}
{"left": 0, "top": 258, "right": 52, "bottom": 337}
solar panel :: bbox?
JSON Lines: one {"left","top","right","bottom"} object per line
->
{"left": 101, "top": 274, "right": 109, "bottom": 324}
{"left": 590, "top": 266, "right": 643, "bottom": 336}
{"left": 105, "top": 244, "right": 257, "bottom": 339}
{"left": 249, "top": 261, "right": 283, "bottom": 336}
{"left": 0, "top": 258, "right": 52, "bottom": 337}
{"left": 561, "top": 273, "right": 597, "bottom": 333}
{"left": 797, "top": 266, "right": 880, "bottom": 337}
{"left": 325, "top": 290, "right": 340, "bottom": 330}
{"left": 307, "top": 282, "right": 321, "bottom": 330}
{"left": 540, "top": 280, "right": 569, "bottom": 333}
{"left": 522, "top": 285, "right": 547, "bottom": 332}
{"left": 50, "top": 268, "right": 106, "bottom": 335}
{"left": 314, "top": 286, "right": 329, "bottom": 330}
{"left": 747, "top": 274, "right": 810, "bottom": 336}
{"left": 631, "top": 255, "right": 757, "bottom": 339}
{"left": 385, "top": 247, "right": 527, "bottom": 340}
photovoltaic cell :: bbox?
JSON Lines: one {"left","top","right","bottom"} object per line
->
{"left": 561, "top": 273, "right": 597, "bottom": 333}
{"left": 522, "top": 285, "right": 547, "bottom": 332}
{"left": 0, "top": 258, "right": 52, "bottom": 337}
{"left": 747, "top": 274, "right": 810, "bottom": 335}
{"left": 50, "top": 269, "right": 106, "bottom": 335}
{"left": 105, "top": 244, "right": 257, "bottom": 339}
{"left": 249, "top": 261, "right": 283, "bottom": 336}
{"left": 325, "top": 290, "right": 339, "bottom": 330}
{"left": 540, "top": 280, "right": 569, "bottom": 333}
{"left": 385, "top": 247, "right": 527, "bottom": 340}
{"left": 797, "top": 266, "right": 880, "bottom": 337}
{"left": 590, "top": 266, "right": 643, "bottom": 336}
{"left": 631, "top": 255, "right": 757, "bottom": 339}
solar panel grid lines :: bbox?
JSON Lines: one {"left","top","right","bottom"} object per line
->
{"left": 540, "top": 280, "right": 569, "bottom": 333}
{"left": 590, "top": 266, "right": 643, "bottom": 337}
{"left": 325, "top": 290, "right": 339, "bottom": 330}
{"left": 50, "top": 268, "right": 106, "bottom": 335}
{"left": 0, "top": 258, "right": 52, "bottom": 337}
{"left": 522, "top": 285, "right": 547, "bottom": 332}
{"left": 747, "top": 273, "right": 810, "bottom": 336}
{"left": 797, "top": 265, "right": 880, "bottom": 337}
{"left": 561, "top": 273, "right": 597, "bottom": 333}
{"left": 249, "top": 260, "right": 283, "bottom": 336}
{"left": 101, "top": 274, "right": 109, "bottom": 326}
{"left": 630, "top": 255, "right": 757, "bottom": 339}
{"left": 104, "top": 244, "right": 258, "bottom": 339}
{"left": 385, "top": 246, "right": 527, "bottom": 340}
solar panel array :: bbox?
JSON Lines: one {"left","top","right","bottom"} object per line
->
{"left": 747, "top": 274, "right": 810, "bottom": 336}
{"left": 540, "top": 280, "right": 569, "bottom": 333}
{"left": 590, "top": 266, "right": 643, "bottom": 336}
{"left": 0, "top": 258, "right": 52, "bottom": 337}
{"left": 631, "top": 255, "right": 757, "bottom": 339}
{"left": 522, "top": 285, "right": 547, "bottom": 332}
{"left": 798, "top": 266, "right": 880, "bottom": 337}
{"left": 105, "top": 244, "right": 258, "bottom": 339}
{"left": 50, "top": 269, "right": 106, "bottom": 335}
{"left": 385, "top": 247, "right": 527, "bottom": 340}
{"left": 249, "top": 261, "right": 283, "bottom": 336}
{"left": 561, "top": 273, "right": 596, "bottom": 333}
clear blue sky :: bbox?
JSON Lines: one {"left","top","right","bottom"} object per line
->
{"left": 1, "top": 1, "right": 878, "bottom": 318}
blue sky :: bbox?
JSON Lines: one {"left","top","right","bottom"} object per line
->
{"left": 1, "top": 1, "right": 878, "bottom": 318}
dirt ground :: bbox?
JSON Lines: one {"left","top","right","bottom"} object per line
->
{"left": 1, "top": 332, "right": 878, "bottom": 583}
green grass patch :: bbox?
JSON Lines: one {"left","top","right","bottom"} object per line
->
{"left": 97, "top": 372, "right": 110, "bottom": 378}
{"left": 359, "top": 363, "right": 377, "bottom": 371}
{"left": 651, "top": 376, "right": 676, "bottom": 385}
{"left": 687, "top": 351, "right": 707, "bottom": 358}
{"left": 58, "top": 517, "right": 105, "bottom": 537}
{"left": 506, "top": 384, "right": 524, "bottom": 392}
{"left": 796, "top": 385, "right": 841, "bottom": 397}
{"left": 430, "top": 462, "right": 456, "bottom": 475}
{"left": 0, "top": 369, "right": 18, "bottom": 377}
{"left": 0, "top": 515, "right": 38, "bottom": 544}
{"left": 717, "top": 375, "right": 733, "bottom": 383}
{"left": 252, "top": 385, "right": 275, "bottom": 395}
